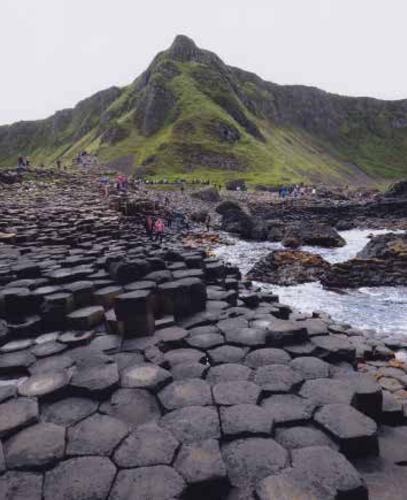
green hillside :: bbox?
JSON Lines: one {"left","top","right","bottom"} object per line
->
{"left": 1, "top": 35, "right": 407, "bottom": 185}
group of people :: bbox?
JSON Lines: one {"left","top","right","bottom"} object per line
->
{"left": 145, "top": 217, "right": 165, "bottom": 243}
{"left": 279, "top": 184, "right": 317, "bottom": 198}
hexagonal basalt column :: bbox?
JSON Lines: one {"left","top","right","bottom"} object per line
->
{"left": 114, "top": 289, "right": 155, "bottom": 337}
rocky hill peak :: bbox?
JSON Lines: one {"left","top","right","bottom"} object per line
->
{"left": 167, "top": 35, "right": 200, "bottom": 62}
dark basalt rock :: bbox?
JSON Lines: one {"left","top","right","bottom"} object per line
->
{"left": 70, "top": 363, "right": 119, "bottom": 397}
{"left": 18, "top": 370, "right": 71, "bottom": 399}
{"left": 261, "top": 394, "right": 315, "bottom": 426}
{"left": 206, "top": 363, "right": 252, "bottom": 384}
{"left": 0, "top": 398, "right": 39, "bottom": 438}
{"left": 213, "top": 381, "right": 261, "bottom": 406}
{"left": 158, "top": 378, "right": 213, "bottom": 410}
{"left": 101, "top": 388, "right": 161, "bottom": 428}
{"left": 247, "top": 250, "right": 329, "bottom": 286}
{"left": 121, "top": 363, "right": 172, "bottom": 391}
{"left": 256, "top": 446, "right": 368, "bottom": 500}
{"left": 67, "top": 413, "right": 129, "bottom": 456}
{"left": 110, "top": 465, "right": 186, "bottom": 500}
{"left": 314, "top": 404, "right": 379, "bottom": 458}
{"left": 42, "top": 397, "right": 98, "bottom": 426}
{"left": 220, "top": 404, "right": 273, "bottom": 438}
{"left": 4, "top": 422, "right": 66, "bottom": 469}
{"left": 174, "top": 438, "right": 227, "bottom": 485}
{"left": 43, "top": 456, "right": 117, "bottom": 500}
{"left": 114, "top": 424, "right": 179, "bottom": 468}
{"left": 221, "top": 438, "right": 289, "bottom": 487}
{"left": 160, "top": 405, "right": 221, "bottom": 444}
{"left": 0, "top": 471, "right": 43, "bottom": 500}
{"left": 282, "top": 222, "right": 346, "bottom": 248}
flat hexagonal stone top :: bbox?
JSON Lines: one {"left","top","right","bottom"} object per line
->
{"left": 274, "top": 425, "right": 338, "bottom": 451}
{"left": 161, "top": 406, "right": 221, "bottom": 444}
{"left": 158, "top": 379, "right": 213, "bottom": 410}
{"left": 261, "top": 394, "right": 315, "bottom": 426}
{"left": 0, "top": 471, "right": 43, "bottom": 500}
{"left": 18, "top": 370, "right": 70, "bottom": 398}
{"left": 101, "top": 388, "right": 161, "bottom": 428}
{"left": 29, "top": 355, "right": 74, "bottom": 375}
{"left": 314, "top": 404, "right": 378, "bottom": 457}
{"left": 121, "top": 363, "right": 172, "bottom": 391}
{"left": 67, "top": 413, "right": 129, "bottom": 456}
{"left": 156, "top": 326, "right": 188, "bottom": 344}
{"left": 220, "top": 404, "right": 273, "bottom": 438}
{"left": 31, "top": 341, "right": 67, "bottom": 358}
{"left": 290, "top": 356, "right": 331, "bottom": 380}
{"left": 171, "top": 362, "right": 208, "bottom": 380}
{"left": 222, "top": 438, "right": 289, "bottom": 487}
{"left": 208, "top": 345, "right": 247, "bottom": 364}
{"left": 206, "top": 363, "right": 252, "bottom": 385}
{"left": 70, "top": 362, "right": 119, "bottom": 396}
{"left": 163, "top": 348, "right": 205, "bottom": 367}
{"left": 58, "top": 329, "right": 95, "bottom": 345}
{"left": 245, "top": 348, "right": 291, "bottom": 368}
{"left": 254, "top": 365, "right": 304, "bottom": 393}
{"left": 225, "top": 327, "right": 266, "bottom": 347}
{"left": 5, "top": 422, "right": 65, "bottom": 469}
{"left": 0, "top": 397, "right": 39, "bottom": 438}
{"left": 44, "top": 456, "right": 116, "bottom": 500}
{"left": 300, "top": 378, "right": 356, "bottom": 406}
{"left": 174, "top": 438, "right": 227, "bottom": 484}
{"left": 42, "top": 397, "right": 98, "bottom": 426}
{"left": 114, "top": 424, "right": 179, "bottom": 468}
{"left": 217, "top": 318, "right": 249, "bottom": 334}
{"left": 186, "top": 332, "right": 225, "bottom": 350}
{"left": 213, "top": 381, "right": 261, "bottom": 406}
{"left": 0, "top": 339, "right": 33, "bottom": 353}
{"left": 256, "top": 446, "right": 368, "bottom": 500}
{"left": 109, "top": 465, "right": 186, "bottom": 500}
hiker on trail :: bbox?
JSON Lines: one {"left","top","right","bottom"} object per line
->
{"left": 167, "top": 211, "right": 172, "bottom": 228}
{"left": 25, "top": 156, "right": 30, "bottom": 167}
{"left": 17, "top": 156, "right": 25, "bottom": 169}
{"left": 205, "top": 214, "right": 211, "bottom": 232}
{"left": 154, "top": 219, "right": 164, "bottom": 243}
{"left": 56, "top": 160, "right": 61, "bottom": 169}
{"left": 146, "top": 216, "right": 153, "bottom": 239}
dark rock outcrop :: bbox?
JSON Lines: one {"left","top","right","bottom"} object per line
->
{"left": 191, "top": 187, "right": 220, "bottom": 203}
{"left": 247, "top": 250, "right": 330, "bottom": 285}
{"left": 282, "top": 222, "right": 346, "bottom": 248}
{"left": 383, "top": 179, "right": 407, "bottom": 198}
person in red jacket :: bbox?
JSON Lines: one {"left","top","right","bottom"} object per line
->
{"left": 154, "top": 219, "right": 164, "bottom": 243}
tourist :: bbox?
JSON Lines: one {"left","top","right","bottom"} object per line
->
{"left": 167, "top": 211, "right": 172, "bottom": 228}
{"left": 154, "top": 218, "right": 164, "bottom": 243}
{"left": 25, "top": 156, "right": 30, "bottom": 167}
{"left": 17, "top": 155, "right": 25, "bottom": 169}
{"left": 205, "top": 214, "right": 211, "bottom": 232}
{"left": 146, "top": 216, "right": 153, "bottom": 239}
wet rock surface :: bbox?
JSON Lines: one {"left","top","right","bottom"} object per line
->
{"left": 0, "top": 174, "right": 406, "bottom": 499}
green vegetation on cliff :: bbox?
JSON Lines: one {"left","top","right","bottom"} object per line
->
{"left": 1, "top": 35, "right": 407, "bottom": 185}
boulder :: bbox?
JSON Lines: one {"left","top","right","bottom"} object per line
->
{"left": 247, "top": 250, "right": 329, "bottom": 285}
{"left": 282, "top": 222, "right": 346, "bottom": 248}
{"left": 191, "top": 187, "right": 220, "bottom": 202}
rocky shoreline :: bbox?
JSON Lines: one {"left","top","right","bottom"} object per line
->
{"left": 1, "top": 170, "right": 407, "bottom": 499}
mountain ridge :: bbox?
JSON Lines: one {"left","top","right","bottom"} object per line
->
{"left": 1, "top": 34, "right": 407, "bottom": 185}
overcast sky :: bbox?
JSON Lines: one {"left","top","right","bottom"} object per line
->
{"left": 1, "top": 0, "right": 407, "bottom": 125}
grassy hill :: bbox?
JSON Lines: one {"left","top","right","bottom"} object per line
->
{"left": 1, "top": 35, "right": 407, "bottom": 185}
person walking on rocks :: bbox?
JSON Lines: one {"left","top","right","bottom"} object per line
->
{"left": 154, "top": 218, "right": 164, "bottom": 243}
{"left": 146, "top": 217, "right": 153, "bottom": 240}
{"left": 205, "top": 214, "right": 211, "bottom": 232}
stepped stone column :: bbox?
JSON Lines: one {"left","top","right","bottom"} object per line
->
{"left": 114, "top": 290, "right": 155, "bottom": 337}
